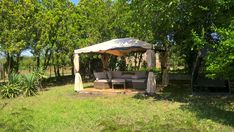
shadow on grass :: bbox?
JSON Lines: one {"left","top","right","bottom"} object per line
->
{"left": 133, "top": 84, "right": 234, "bottom": 127}
{"left": 42, "top": 75, "right": 94, "bottom": 88}
{"left": 42, "top": 75, "right": 75, "bottom": 88}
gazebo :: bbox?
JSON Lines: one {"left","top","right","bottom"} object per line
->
{"left": 74, "top": 38, "right": 157, "bottom": 94}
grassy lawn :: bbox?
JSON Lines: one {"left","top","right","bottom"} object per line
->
{"left": 0, "top": 83, "right": 234, "bottom": 131}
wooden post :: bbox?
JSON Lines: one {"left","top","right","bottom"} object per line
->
{"left": 146, "top": 50, "right": 156, "bottom": 95}
{"left": 74, "top": 53, "right": 83, "bottom": 92}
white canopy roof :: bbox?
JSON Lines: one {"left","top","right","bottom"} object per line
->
{"left": 74, "top": 38, "right": 153, "bottom": 56}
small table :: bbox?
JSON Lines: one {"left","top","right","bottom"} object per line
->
{"left": 111, "top": 79, "right": 126, "bottom": 89}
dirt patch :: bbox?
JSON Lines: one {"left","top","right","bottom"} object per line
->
{"left": 70, "top": 88, "right": 145, "bottom": 98}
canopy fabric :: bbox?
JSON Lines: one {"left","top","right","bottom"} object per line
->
{"left": 74, "top": 38, "right": 153, "bottom": 56}
{"left": 74, "top": 54, "right": 83, "bottom": 92}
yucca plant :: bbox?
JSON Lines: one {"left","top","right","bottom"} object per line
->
{"left": 0, "top": 69, "right": 45, "bottom": 98}
{"left": 8, "top": 72, "right": 22, "bottom": 85}
{"left": 21, "top": 74, "right": 40, "bottom": 97}
{"left": 0, "top": 84, "right": 21, "bottom": 99}
{"left": 0, "top": 72, "right": 23, "bottom": 99}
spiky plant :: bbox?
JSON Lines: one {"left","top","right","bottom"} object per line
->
{"left": 21, "top": 74, "right": 40, "bottom": 97}
{"left": 0, "top": 84, "right": 21, "bottom": 99}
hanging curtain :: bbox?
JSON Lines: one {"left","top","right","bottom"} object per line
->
{"left": 74, "top": 54, "right": 83, "bottom": 92}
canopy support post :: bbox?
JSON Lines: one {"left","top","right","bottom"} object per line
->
{"left": 146, "top": 49, "right": 156, "bottom": 95}
{"left": 74, "top": 53, "right": 83, "bottom": 92}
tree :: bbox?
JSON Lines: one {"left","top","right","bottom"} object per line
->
{"left": 193, "top": 20, "right": 234, "bottom": 80}
{"left": 128, "top": 0, "right": 180, "bottom": 86}
{"left": 0, "top": 0, "right": 35, "bottom": 73}
{"left": 173, "top": 0, "right": 234, "bottom": 73}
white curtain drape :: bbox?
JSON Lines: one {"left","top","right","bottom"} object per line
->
{"left": 74, "top": 54, "right": 83, "bottom": 92}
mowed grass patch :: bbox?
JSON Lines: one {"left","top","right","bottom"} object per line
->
{"left": 0, "top": 84, "right": 234, "bottom": 131}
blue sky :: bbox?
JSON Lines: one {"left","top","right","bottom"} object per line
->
{"left": 21, "top": 49, "right": 32, "bottom": 56}
{"left": 71, "top": 0, "right": 79, "bottom": 5}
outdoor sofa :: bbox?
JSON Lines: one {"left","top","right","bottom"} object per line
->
{"left": 93, "top": 71, "right": 148, "bottom": 90}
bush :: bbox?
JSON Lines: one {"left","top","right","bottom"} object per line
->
{"left": 21, "top": 68, "right": 44, "bottom": 97}
{"left": 0, "top": 69, "right": 45, "bottom": 98}
{"left": 8, "top": 72, "right": 22, "bottom": 85}
{"left": 0, "top": 84, "right": 21, "bottom": 99}
{"left": 21, "top": 74, "right": 40, "bottom": 97}
{"left": 0, "top": 73, "right": 22, "bottom": 99}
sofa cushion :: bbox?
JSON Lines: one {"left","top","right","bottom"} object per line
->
{"left": 122, "top": 71, "right": 135, "bottom": 75}
{"left": 132, "top": 79, "right": 145, "bottom": 82}
{"left": 112, "top": 71, "right": 122, "bottom": 78}
{"left": 122, "top": 71, "right": 135, "bottom": 79}
{"left": 122, "top": 74, "right": 133, "bottom": 79}
{"left": 94, "top": 72, "right": 107, "bottom": 80}
{"left": 134, "top": 72, "right": 147, "bottom": 79}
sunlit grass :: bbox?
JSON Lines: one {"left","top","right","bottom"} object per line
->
{"left": 0, "top": 84, "right": 233, "bottom": 131}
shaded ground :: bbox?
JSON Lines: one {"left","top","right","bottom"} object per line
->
{"left": 135, "top": 84, "right": 234, "bottom": 128}
{"left": 41, "top": 75, "right": 75, "bottom": 87}
{"left": 41, "top": 75, "right": 94, "bottom": 88}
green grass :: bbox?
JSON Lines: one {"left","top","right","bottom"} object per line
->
{"left": 0, "top": 84, "right": 234, "bottom": 131}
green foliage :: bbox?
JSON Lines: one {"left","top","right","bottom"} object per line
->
{"left": 0, "top": 0, "right": 36, "bottom": 73}
{"left": 8, "top": 72, "right": 22, "bottom": 85}
{"left": 205, "top": 20, "right": 234, "bottom": 79}
{"left": 0, "top": 0, "right": 233, "bottom": 79}
{"left": 19, "top": 56, "right": 36, "bottom": 70}
{"left": 20, "top": 68, "right": 44, "bottom": 97}
{"left": 0, "top": 73, "right": 22, "bottom": 98}
{"left": 192, "top": 29, "right": 207, "bottom": 50}
{"left": 21, "top": 74, "right": 38, "bottom": 97}
{"left": 0, "top": 69, "right": 44, "bottom": 98}
{"left": 0, "top": 84, "right": 21, "bottom": 99}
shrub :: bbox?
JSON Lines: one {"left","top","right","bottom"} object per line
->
{"left": 0, "top": 69, "right": 45, "bottom": 98}
{"left": 0, "top": 73, "right": 22, "bottom": 99}
{"left": 8, "top": 72, "right": 22, "bottom": 85}
{"left": 21, "top": 74, "right": 39, "bottom": 97}
{"left": 21, "top": 68, "right": 45, "bottom": 97}
{"left": 0, "top": 84, "right": 21, "bottom": 99}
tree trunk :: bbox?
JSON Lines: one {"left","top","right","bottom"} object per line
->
{"left": 50, "top": 65, "right": 52, "bottom": 77}
{"left": 183, "top": 48, "right": 197, "bottom": 74}
{"left": 53, "top": 64, "right": 57, "bottom": 77}
{"left": 6, "top": 53, "right": 14, "bottom": 74}
{"left": 137, "top": 53, "right": 143, "bottom": 70}
{"left": 43, "top": 49, "right": 52, "bottom": 70}
{"left": 119, "top": 56, "right": 126, "bottom": 71}
{"left": 70, "top": 55, "right": 74, "bottom": 76}
{"left": 160, "top": 51, "right": 169, "bottom": 86}
{"left": 56, "top": 65, "right": 60, "bottom": 77}
{"left": 15, "top": 54, "right": 20, "bottom": 73}
{"left": 56, "top": 53, "right": 60, "bottom": 77}
{"left": 36, "top": 54, "right": 40, "bottom": 69}
{"left": 6, "top": 53, "right": 10, "bottom": 74}
{"left": 134, "top": 53, "right": 138, "bottom": 70}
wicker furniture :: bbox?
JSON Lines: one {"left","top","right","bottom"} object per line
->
{"left": 93, "top": 71, "right": 148, "bottom": 89}
{"left": 94, "top": 80, "right": 111, "bottom": 89}
{"left": 132, "top": 79, "right": 146, "bottom": 90}
{"left": 111, "top": 79, "right": 126, "bottom": 89}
